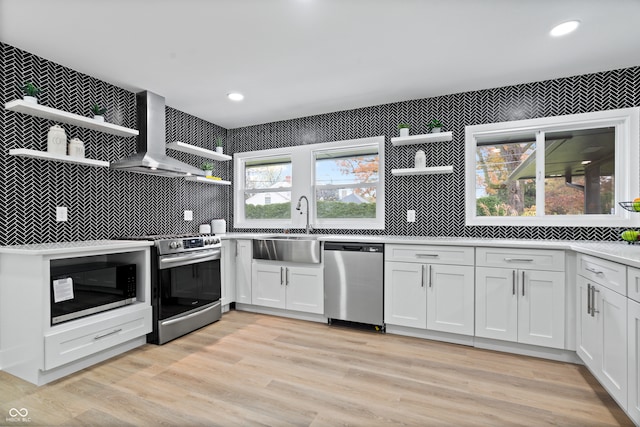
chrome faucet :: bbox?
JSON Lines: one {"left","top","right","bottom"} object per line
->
{"left": 295, "top": 195, "right": 312, "bottom": 234}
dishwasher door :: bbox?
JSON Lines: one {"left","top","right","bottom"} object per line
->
{"left": 324, "top": 242, "right": 384, "bottom": 326}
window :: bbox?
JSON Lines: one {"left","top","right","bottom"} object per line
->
{"left": 235, "top": 136, "right": 385, "bottom": 229}
{"left": 466, "top": 108, "right": 639, "bottom": 226}
{"left": 313, "top": 144, "right": 382, "bottom": 227}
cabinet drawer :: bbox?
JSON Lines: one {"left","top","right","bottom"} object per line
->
{"left": 628, "top": 267, "right": 640, "bottom": 302}
{"left": 476, "top": 247, "right": 564, "bottom": 271}
{"left": 44, "top": 305, "right": 152, "bottom": 370}
{"left": 385, "top": 244, "right": 474, "bottom": 265}
{"left": 578, "top": 254, "right": 626, "bottom": 295}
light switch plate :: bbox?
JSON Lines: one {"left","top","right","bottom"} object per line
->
{"left": 407, "top": 209, "right": 416, "bottom": 222}
{"left": 56, "top": 206, "right": 68, "bottom": 222}
{"left": 184, "top": 210, "right": 193, "bottom": 221}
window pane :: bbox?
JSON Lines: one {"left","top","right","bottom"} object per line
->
{"left": 245, "top": 160, "right": 292, "bottom": 190}
{"left": 316, "top": 187, "right": 376, "bottom": 218}
{"left": 315, "top": 152, "right": 379, "bottom": 186}
{"left": 244, "top": 191, "right": 291, "bottom": 219}
{"left": 476, "top": 137, "right": 536, "bottom": 217}
{"left": 544, "top": 127, "right": 615, "bottom": 215}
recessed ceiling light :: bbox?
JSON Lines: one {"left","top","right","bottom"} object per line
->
{"left": 550, "top": 20, "right": 580, "bottom": 37}
{"left": 581, "top": 160, "right": 592, "bottom": 165}
{"left": 227, "top": 92, "right": 244, "bottom": 101}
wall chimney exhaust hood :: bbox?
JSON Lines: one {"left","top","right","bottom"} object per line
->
{"left": 110, "top": 91, "right": 205, "bottom": 177}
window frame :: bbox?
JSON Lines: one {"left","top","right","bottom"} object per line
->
{"left": 234, "top": 136, "right": 385, "bottom": 230}
{"left": 465, "top": 108, "right": 640, "bottom": 227}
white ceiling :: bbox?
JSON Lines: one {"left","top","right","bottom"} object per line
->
{"left": 1, "top": 0, "right": 639, "bottom": 129}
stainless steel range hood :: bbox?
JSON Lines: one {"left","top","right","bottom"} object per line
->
{"left": 110, "top": 91, "right": 204, "bottom": 177}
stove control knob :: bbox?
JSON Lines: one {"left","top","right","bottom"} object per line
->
{"left": 213, "top": 237, "right": 220, "bottom": 244}
{"left": 169, "top": 241, "right": 178, "bottom": 249}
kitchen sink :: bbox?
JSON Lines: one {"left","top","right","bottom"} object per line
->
{"left": 253, "top": 236, "right": 321, "bottom": 263}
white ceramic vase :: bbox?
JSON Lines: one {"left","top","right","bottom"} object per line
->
{"left": 68, "top": 138, "right": 85, "bottom": 158}
{"left": 93, "top": 115, "right": 104, "bottom": 122}
{"left": 23, "top": 96, "right": 38, "bottom": 104}
{"left": 47, "top": 125, "right": 67, "bottom": 155}
{"left": 414, "top": 149, "right": 426, "bottom": 169}
{"left": 431, "top": 127, "right": 442, "bottom": 133}
{"left": 400, "top": 128, "right": 409, "bottom": 137}
{"left": 215, "top": 146, "right": 223, "bottom": 154}
{"left": 203, "top": 170, "right": 213, "bottom": 177}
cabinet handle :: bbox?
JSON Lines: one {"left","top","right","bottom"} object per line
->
{"left": 416, "top": 254, "right": 439, "bottom": 258}
{"left": 421, "top": 265, "right": 426, "bottom": 287}
{"left": 522, "top": 271, "right": 525, "bottom": 296}
{"left": 94, "top": 328, "right": 122, "bottom": 340}
{"left": 280, "top": 267, "right": 284, "bottom": 285}
{"left": 428, "top": 265, "right": 432, "bottom": 288}
{"left": 586, "top": 266, "right": 603, "bottom": 275}
{"left": 504, "top": 258, "right": 533, "bottom": 262}
{"left": 591, "top": 287, "right": 600, "bottom": 316}
{"left": 512, "top": 270, "right": 516, "bottom": 295}
{"left": 286, "top": 267, "right": 289, "bottom": 286}
{"left": 587, "top": 283, "right": 592, "bottom": 315}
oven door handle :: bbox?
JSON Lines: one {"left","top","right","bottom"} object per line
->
{"left": 159, "top": 251, "right": 220, "bottom": 268}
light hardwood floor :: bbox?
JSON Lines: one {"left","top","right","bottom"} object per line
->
{"left": 0, "top": 310, "right": 633, "bottom": 426}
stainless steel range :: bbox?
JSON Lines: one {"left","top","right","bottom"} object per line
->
{"left": 123, "top": 234, "right": 222, "bottom": 344}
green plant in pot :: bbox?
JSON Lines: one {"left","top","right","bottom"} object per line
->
{"left": 398, "top": 123, "right": 410, "bottom": 137}
{"left": 215, "top": 136, "right": 224, "bottom": 154}
{"left": 22, "top": 82, "right": 42, "bottom": 104}
{"left": 428, "top": 119, "right": 443, "bottom": 133}
{"left": 90, "top": 104, "right": 107, "bottom": 122}
{"left": 201, "top": 161, "right": 214, "bottom": 176}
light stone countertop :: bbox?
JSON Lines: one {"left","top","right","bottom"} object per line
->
{"left": 221, "top": 233, "right": 640, "bottom": 268}
{"left": 0, "top": 240, "right": 153, "bottom": 256}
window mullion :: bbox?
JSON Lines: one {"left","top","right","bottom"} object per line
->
{"left": 535, "top": 131, "right": 545, "bottom": 217}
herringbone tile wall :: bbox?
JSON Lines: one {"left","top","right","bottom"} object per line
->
{"left": 0, "top": 43, "right": 229, "bottom": 245}
{"left": 229, "top": 67, "right": 640, "bottom": 240}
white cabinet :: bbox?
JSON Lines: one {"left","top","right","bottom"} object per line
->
{"left": 251, "top": 261, "right": 323, "bottom": 314}
{"left": 221, "top": 240, "right": 236, "bottom": 306}
{"left": 576, "top": 254, "right": 628, "bottom": 409}
{"left": 235, "top": 239, "right": 252, "bottom": 304}
{"left": 628, "top": 298, "right": 640, "bottom": 425}
{"left": 384, "top": 244, "right": 474, "bottom": 336}
{"left": 475, "top": 248, "right": 565, "bottom": 349}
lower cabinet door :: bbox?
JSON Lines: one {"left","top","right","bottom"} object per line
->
{"left": 628, "top": 298, "right": 640, "bottom": 425}
{"left": 517, "top": 270, "right": 565, "bottom": 349}
{"left": 286, "top": 265, "right": 324, "bottom": 314}
{"left": 251, "top": 262, "right": 286, "bottom": 309}
{"left": 597, "top": 284, "right": 627, "bottom": 408}
{"left": 426, "top": 264, "right": 474, "bottom": 336}
{"left": 236, "top": 240, "right": 253, "bottom": 304}
{"left": 475, "top": 267, "right": 518, "bottom": 342}
{"left": 576, "top": 276, "right": 600, "bottom": 367}
{"left": 384, "top": 261, "right": 426, "bottom": 328}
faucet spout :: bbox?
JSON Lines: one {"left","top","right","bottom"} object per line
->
{"left": 296, "top": 195, "right": 312, "bottom": 234}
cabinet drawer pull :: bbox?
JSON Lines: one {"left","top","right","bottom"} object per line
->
{"left": 504, "top": 258, "right": 534, "bottom": 262}
{"left": 585, "top": 266, "right": 604, "bottom": 275}
{"left": 280, "top": 267, "right": 284, "bottom": 285}
{"left": 421, "top": 265, "right": 426, "bottom": 287}
{"left": 591, "top": 287, "right": 600, "bottom": 316}
{"left": 522, "top": 271, "right": 525, "bottom": 296}
{"left": 512, "top": 270, "right": 516, "bottom": 295}
{"left": 587, "top": 283, "right": 592, "bottom": 314}
{"left": 94, "top": 328, "right": 122, "bottom": 340}
{"left": 428, "top": 265, "right": 432, "bottom": 288}
{"left": 416, "top": 254, "right": 439, "bottom": 258}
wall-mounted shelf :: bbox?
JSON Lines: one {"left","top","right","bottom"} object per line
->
{"left": 184, "top": 176, "right": 231, "bottom": 186}
{"left": 167, "top": 141, "right": 231, "bottom": 161}
{"left": 9, "top": 148, "right": 110, "bottom": 168}
{"left": 391, "top": 166, "right": 453, "bottom": 176}
{"left": 391, "top": 131, "right": 453, "bottom": 146}
{"left": 4, "top": 100, "right": 139, "bottom": 137}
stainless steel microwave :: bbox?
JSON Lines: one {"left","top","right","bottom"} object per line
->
{"left": 50, "top": 262, "right": 137, "bottom": 325}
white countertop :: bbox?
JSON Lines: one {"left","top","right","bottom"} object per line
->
{"left": 222, "top": 233, "right": 640, "bottom": 268}
{"left": 0, "top": 240, "right": 153, "bottom": 255}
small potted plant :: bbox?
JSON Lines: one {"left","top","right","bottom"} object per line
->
{"left": 90, "top": 104, "right": 107, "bottom": 122}
{"left": 201, "top": 161, "right": 214, "bottom": 177}
{"left": 398, "top": 123, "right": 410, "bottom": 137}
{"left": 215, "top": 137, "right": 224, "bottom": 154}
{"left": 428, "top": 119, "right": 443, "bottom": 133}
{"left": 22, "top": 82, "right": 41, "bottom": 104}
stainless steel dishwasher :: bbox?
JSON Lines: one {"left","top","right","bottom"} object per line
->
{"left": 324, "top": 242, "right": 384, "bottom": 329}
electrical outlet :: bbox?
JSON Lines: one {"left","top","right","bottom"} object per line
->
{"left": 407, "top": 209, "right": 416, "bottom": 223}
{"left": 56, "top": 206, "right": 68, "bottom": 222}
{"left": 184, "top": 210, "right": 193, "bottom": 221}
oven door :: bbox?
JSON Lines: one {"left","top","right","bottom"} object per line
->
{"left": 158, "top": 249, "right": 221, "bottom": 321}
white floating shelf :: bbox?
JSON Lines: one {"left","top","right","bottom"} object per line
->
{"left": 4, "top": 100, "right": 139, "bottom": 137}
{"left": 184, "top": 176, "right": 231, "bottom": 186}
{"left": 9, "top": 148, "right": 110, "bottom": 168}
{"left": 391, "top": 165, "right": 453, "bottom": 176}
{"left": 391, "top": 131, "right": 453, "bottom": 146}
{"left": 167, "top": 141, "right": 231, "bottom": 161}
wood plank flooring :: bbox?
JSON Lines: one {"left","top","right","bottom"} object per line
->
{"left": 0, "top": 310, "right": 633, "bottom": 426}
